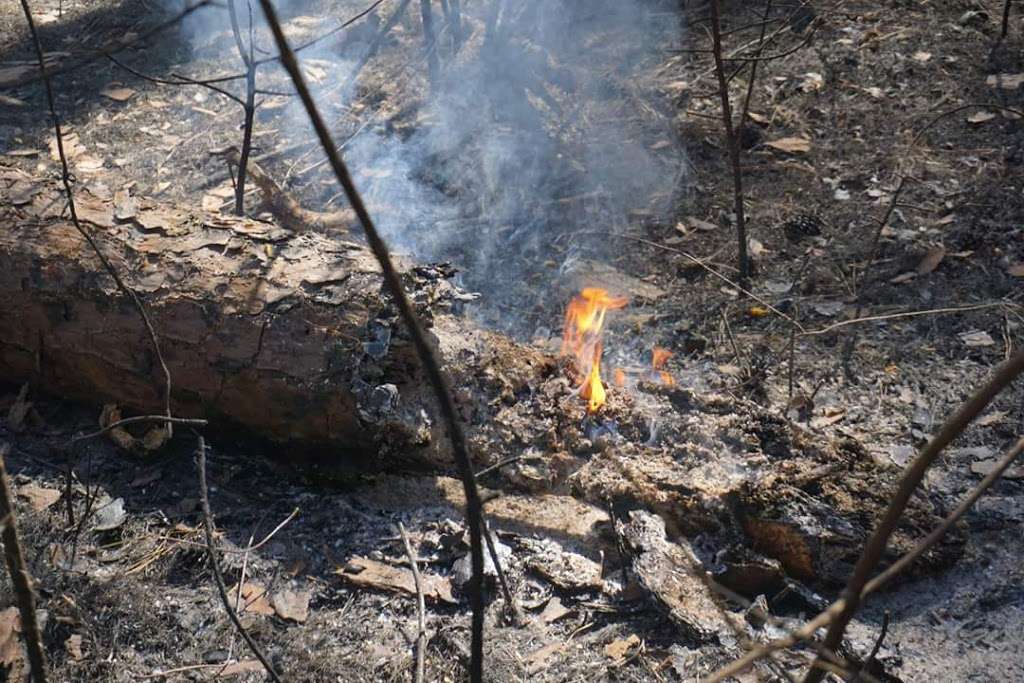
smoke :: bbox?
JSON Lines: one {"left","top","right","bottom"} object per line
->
{"left": 171, "top": 0, "right": 688, "bottom": 337}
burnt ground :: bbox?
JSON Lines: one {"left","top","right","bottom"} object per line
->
{"left": 1, "top": 0, "right": 1024, "bottom": 681}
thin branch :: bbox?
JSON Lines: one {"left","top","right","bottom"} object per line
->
{"left": 0, "top": 444, "right": 49, "bottom": 683}
{"left": 19, "top": 0, "right": 175, "bottom": 438}
{"left": 704, "top": 431, "right": 1024, "bottom": 683}
{"left": 738, "top": 0, "right": 773, "bottom": 130}
{"left": 849, "top": 612, "right": 889, "bottom": 683}
{"left": 1002, "top": 0, "right": 1013, "bottom": 39}
{"left": 67, "top": 415, "right": 208, "bottom": 446}
{"left": 228, "top": 0, "right": 258, "bottom": 216}
{"left": 398, "top": 522, "right": 427, "bottom": 683}
{"left": 708, "top": 0, "right": 750, "bottom": 284}
{"left": 7, "top": 0, "right": 215, "bottom": 88}
{"left": 343, "top": 0, "right": 415, "bottom": 95}
{"left": 196, "top": 437, "right": 283, "bottom": 683}
{"left": 420, "top": 0, "right": 440, "bottom": 87}
{"left": 106, "top": 54, "right": 245, "bottom": 105}
{"left": 254, "top": 3, "right": 490, "bottom": 681}
{"left": 803, "top": 351, "right": 1024, "bottom": 683}
{"left": 801, "top": 302, "right": 1010, "bottom": 337}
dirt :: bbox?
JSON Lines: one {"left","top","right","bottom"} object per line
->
{"left": 1, "top": 0, "right": 1024, "bottom": 681}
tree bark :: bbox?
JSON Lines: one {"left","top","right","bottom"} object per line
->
{"left": 0, "top": 171, "right": 547, "bottom": 467}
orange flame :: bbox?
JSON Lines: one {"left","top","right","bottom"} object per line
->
{"left": 562, "top": 288, "right": 627, "bottom": 412}
{"left": 652, "top": 346, "right": 675, "bottom": 386}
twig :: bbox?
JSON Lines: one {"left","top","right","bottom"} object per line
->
{"left": 801, "top": 302, "right": 1011, "bottom": 337}
{"left": 8, "top": 1, "right": 214, "bottom": 88}
{"left": 228, "top": 0, "right": 258, "bottom": 216}
{"left": 709, "top": 0, "right": 750, "bottom": 285}
{"left": 67, "top": 416, "right": 208, "bottom": 446}
{"left": 420, "top": 0, "right": 440, "bottom": 87}
{"left": 398, "top": 522, "right": 427, "bottom": 683}
{"left": 1002, "top": 0, "right": 1013, "bottom": 39}
{"left": 255, "top": 3, "right": 490, "bottom": 680}
{"left": 196, "top": 437, "right": 283, "bottom": 683}
{"left": 706, "top": 373, "right": 1024, "bottom": 683}
{"left": 0, "top": 444, "right": 49, "bottom": 683}
{"left": 849, "top": 612, "right": 889, "bottom": 683}
{"left": 19, "top": 0, "right": 174, "bottom": 438}
{"left": 802, "top": 351, "right": 1024, "bottom": 682}
{"left": 343, "top": 0, "right": 415, "bottom": 95}
{"left": 738, "top": 0, "right": 773, "bottom": 130}
{"left": 912, "top": 104, "right": 1024, "bottom": 148}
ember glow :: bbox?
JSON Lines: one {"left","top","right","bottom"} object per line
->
{"left": 652, "top": 347, "right": 675, "bottom": 386}
{"left": 562, "top": 288, "right": 628, "bottom": 412}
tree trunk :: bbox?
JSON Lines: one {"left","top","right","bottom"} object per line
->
{"left": 0, "top": 171, "right": 548, "bottom": 467}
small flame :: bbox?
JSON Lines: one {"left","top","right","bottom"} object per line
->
{"left": 652, "top": 346, "right": 675, "bottom": 386}
{"left": 562, "top": 288, "right": 627, "bottom": 412}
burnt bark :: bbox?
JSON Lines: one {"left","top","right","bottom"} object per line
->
{"left": 0, "top": 173, "right": 548, "bottom": 467}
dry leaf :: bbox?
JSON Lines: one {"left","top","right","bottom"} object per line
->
{"left": 916, "top": 245, "right": 945, "bottom": 274}
{"left": 765, "top": 136, "right": 811, "bottom": 153}
{"left": 912, "top": 51, "right": 932, "bottom": 62}
{"left": 0, "top": 607, "right": 25, "bottom": 677}
{"left": 889, "top": 271, "right": 917, "bottom": 284}
{"left": 18, "top": 483, "right": 61, "bottom": 512}
{"left": 970, "top": 459, "right": 1024, "bottom": 480}
{"left": 271, "top": 587, "right": 311, "bottom": 623}
{"left": 202, "top": 194, "right": 223, "bottom": 212}
{"left": 526, "top": 642, "right": 567, "bottom": 675}
{"left": 746, "top": 111, "right": 769, "bottom": 125}
{"left": 100, "top": 84, "right": 136, "bottom": 102}
{"left": 219, "top": 660, "right": 264, "bottom": 676}
{"left": 977, "top": 410, "right": 1007, "bottom": 426}
{"left": 604, "top": 634, "right": 641, "bottom": 662}
{"left": 538, "top": 597, "right": 572, "bottom": 624}
{"left": 6, "top": 383, "right": 31, "bottom": 432}
{"left": 684, "top": 216, "right": 718, "bottom": 232}
{"left": 649, "top": 140, "right": 671, "bottom": 150}
{"left": 232, "top": 582, "right": 275, "bottom": 616}
{"left": 966, "top": 111, "right": 997, "bottom": 124}
{"left": 1007, "top": 263, "right": 1024, "bottom": 277}
{"left": 65, "top": 634, "right": 84, "bottom": 661}
{"left": 336, "top": 556, "right": 457, "bottom": 604}
{"left": 986, "top": 73, "right": 1024, "bottom": 90}
{"left": 799, "top": 72, "right": 823, "bottom": 92}
{"left": 960, "top": 330, "right": 995, "bottom": 347}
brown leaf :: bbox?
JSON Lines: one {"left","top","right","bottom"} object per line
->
{"left": 100, "top": 84, "right": 136, "bottom": 102}
{"left": 889, "top": 271, "right": 917, "bottom": 284}
{"left": 232, "top": 582, "right": 275, "bottom": 616}
{"left": 916, "top": 245, "right": 945, "bottom": 274}
{"left": 604, "top": 634, "right": 641, "bottom": 662}
{"left": 0, "top": 607, "right": 25, "bottom": 676}
{"left": 1007, "top": 263, "right": 1024, "bottom": 277}
{"left": 765, "top": 136, "right": 811, "bottom": 153}
{"left": 271, "top": 587, "right": 311, "bottom": 623}
{"left": 538, "top": 596, "right": 572, "bottom": 624}
{"left": 960, "top": 330, "right": 995, "bottom": 347}
{"left": 336, "top": 556, "right": 457, "bottom": 604}
{"left": 977, "top": 410, "right": 1007, "bottom": 426}
{"left": 18, "top": 483, "right": 62, "bottom": 512}
{"left": 525, "top": 642, "right": 567, "bottom": 675}
{"left": 219, "top": 660, "right": 264, "bottom": 676}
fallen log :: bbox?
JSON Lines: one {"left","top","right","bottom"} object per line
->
{"left": 0, "top": 165, "right": 550, "bottom": 467}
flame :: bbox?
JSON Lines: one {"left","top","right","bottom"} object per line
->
{"left": 652, "top": 346, "right": 675, "bottom": 386}
{"left": 562, "top": 288, "right": 627, "bottom": 412}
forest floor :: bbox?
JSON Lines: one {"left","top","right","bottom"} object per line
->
{"left": 1, "top": 0, "right": 1023, "bottom": 681}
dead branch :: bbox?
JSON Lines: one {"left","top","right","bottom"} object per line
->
{"left": 217, "top": 147, "right": 356, "bottom": 232}
{"left": 420, "top": 0, "right": 440, "bottom": 87}
{"left": 1003, "top": 0, "right": 1013, "bottom": 38}
{"left": 705, "top": 363, "right": 1024, "bottom": 683}
{"left": 196, "top": 437, "right": 283, "bottom": 683}
{"left": 737, "top": 0, "right": 773, "bottom": 131}
{"left": 19, "top": 0, "right": 175, "bottom": 440}
{"left": 67, "top": 416, "right": 208, "bottom": 446}
{"left": 708, "top": 0, "right": 750, "bottom": 284}
{"left": 343, "top": 0, "right": 415, "bottom": 95}
{"left": 227, "top": 0, "right": 258, "bottom": 216}
{"left": 803, "top": 351, "right": 1024, "bottom": 683}
{"left": 398, "top": 522, "right": 428, "bottom": 683}
{"left": 254, "top": 3, "right": 490, "bottom": 681}
{"left": 0, "top": 444, "right": 49, "bottom": 683}
{"left": 6, "top": 1, "right": 214, "bottom": 88}
{"left": 849, "top": 612, "right": 889, "bottom": 683}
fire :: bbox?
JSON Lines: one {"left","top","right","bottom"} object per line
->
{"left": 562, "top": 288, "right": 627, "bottom": 412}
{"left": 652, "top": 346, "right": 675, "bottom": 386}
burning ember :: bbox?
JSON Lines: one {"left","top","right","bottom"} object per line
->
{"left": 562, "top": 288, "right": 627, "bottom": 412}
{"left": 652, "top": 347, "right": 675, "bottom": 386}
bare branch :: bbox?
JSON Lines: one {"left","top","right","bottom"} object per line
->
{"left": 196, "top": 437, "right": 283, "bottom": 683}
{"left": 18, "top": 0, "right": 175, "bottom": 438}
{"left": 253, "top": 2, "right": 490, "bottom": 680}
{"left": 0, "top": 443, "right": 49, "bottom": 683}
{"left": 398, "top": 522, "right": 427, "bottom": 683}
